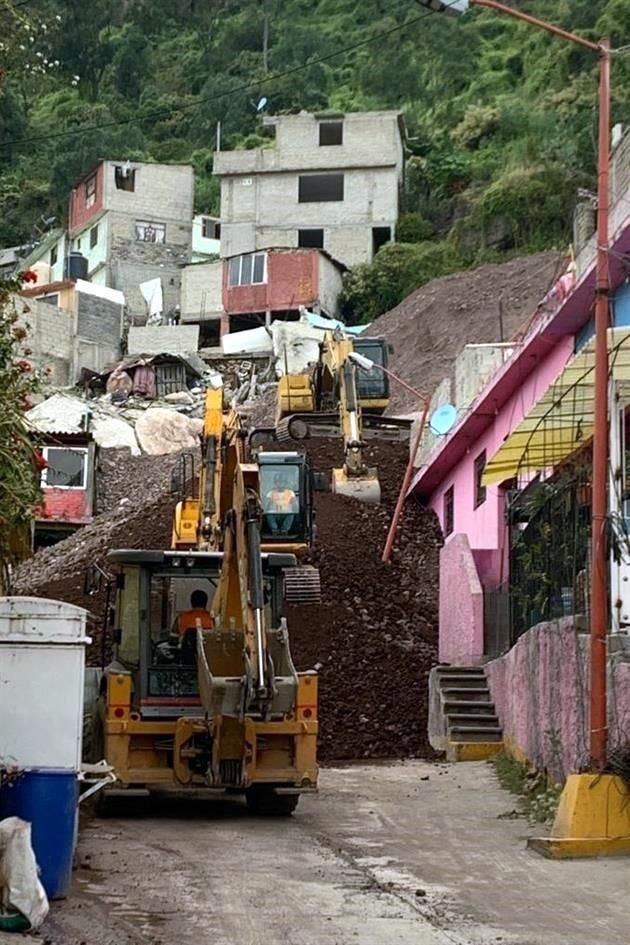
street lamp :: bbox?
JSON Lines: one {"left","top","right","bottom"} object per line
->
{"left": 348, "top": 352, "right": 429, "bottom": 563}
{"left": 416, "top": 0, "right": 611, "bottom": 770}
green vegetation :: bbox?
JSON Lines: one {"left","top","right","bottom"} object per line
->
{"left": 0, "top": 272, "right": 42, "bottom": 591}
{"left": 493, "top": 750, "right": 563, "bottom": 825}
{"left": 1, "top": 0, "right": 629, "bottom": 319}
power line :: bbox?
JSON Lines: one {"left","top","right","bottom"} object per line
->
{"left": 2, "top": 6, "right": 445, "bottom": 151}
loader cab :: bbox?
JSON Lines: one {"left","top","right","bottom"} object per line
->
{"left": 106, "top": 549, "right": 294, "bottom": 720}
{"left": 257, "top": 451, "right": 315, "bottom": 548}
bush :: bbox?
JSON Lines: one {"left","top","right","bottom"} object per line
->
{"left": 339, "top": 240, "right": 463, "bottom": 325}
{"left": 396, "top": 212, "right": 434, "bottom": 244}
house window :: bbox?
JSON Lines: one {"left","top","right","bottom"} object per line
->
{"left": 41, "top": 447, "right": 88, "bottom": 490}
{"left": 319, "top": 121, "right": 343, "bottom": 146}
{"left": 38, "top": 293, "right": 59, "bottom": 307}
{"left": 85, "top": 173, "right": 96, "bottom": 208}
{"left": 135, "top": 221, "right": 166, "bottom": 243}
{"left": 444, "top": 485, "right": 454, "bottom": 537}
{"left": 90, "top": 225, "right": 98, "bottom": 249}
{"left": 474, "top": 450, "right": 487, "bottom": 508}
{"left": 298, "top": 173, "right": 344, "bottom": 203}
{"left": 202, "top": 217, "right": 221, "bottom": 240}
{"left": 373, "top": 226, "right": 391, "bottom": 254}
{"left": 50, "top": 244, "right": 58, "bottom": 267}
{"left": 228, "top": 252, "right": 267, "bottom": 287}
{"left": 115, "top": 164, "right": 136, "bottom": 191}
{"left": 298, "top": 229, "right": 324, "bottom": 249}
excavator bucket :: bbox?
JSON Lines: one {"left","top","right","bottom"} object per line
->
{"left": 332, "top": 467, "right": 381, "bottom": 505}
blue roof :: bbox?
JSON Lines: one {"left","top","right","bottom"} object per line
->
{"left": 303, "top": 311, "right": 366, "bottom": 335}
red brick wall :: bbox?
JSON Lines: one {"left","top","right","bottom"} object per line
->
{"left": 223, "top": 250, "right": 319, "bottom": 315}
{"left": 39, "top": 487, "right": 91, "bottom": 524}
{"left": 69, "top": 163, "right": 105, "bottom": 235}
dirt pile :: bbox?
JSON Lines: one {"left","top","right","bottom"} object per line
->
{"left": 366, "top": 250, "right": 565, "bottom": 414}
{"left": 288, "top": 440, "right": 441, "bottom": 760}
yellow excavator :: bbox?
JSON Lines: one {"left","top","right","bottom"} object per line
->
{"left": 91, "top": 388, "right": 319, "bottom": 815}
{"left": 251, "top": 329, "right": 411, "bottom": 505}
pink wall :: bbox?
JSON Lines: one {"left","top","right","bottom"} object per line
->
{"left": 432, "top": 335, "right": 575, "bottom": 664}
{"left": 439, "top": 534, "right": 484, "bottom": 665}
{"left": 39, "top": 486, "right": 91, "bottom": 524}
{"left": 486, "top": 619, "right": 630, "bottom": 782}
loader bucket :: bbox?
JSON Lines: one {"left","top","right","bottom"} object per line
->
{"left": 332, "top": 466, "right": 381, "bottom": 505}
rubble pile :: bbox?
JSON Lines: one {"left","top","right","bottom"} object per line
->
{"left": 288, "top": 439, "right": 441, "bottom": 760}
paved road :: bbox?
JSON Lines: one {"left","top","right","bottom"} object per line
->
{"left": 45, "top": 761, "right": 630, "bottom": 945}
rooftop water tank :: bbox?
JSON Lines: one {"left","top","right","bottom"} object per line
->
{"left": 64, "top": 251, "right": 88, "bottom": 282}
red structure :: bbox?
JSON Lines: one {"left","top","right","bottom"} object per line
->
{"left": 36, "top": 434, "right": 96, "bottom": 548}
{"left": 222, "top": 248, "right": 344, "bottom": 332}
{"left": 69, "top": 163, "right": 105, "bottom": 234}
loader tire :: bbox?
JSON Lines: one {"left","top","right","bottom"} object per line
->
{"left": 245, "top": 788, "right": 299, "bottom": 817}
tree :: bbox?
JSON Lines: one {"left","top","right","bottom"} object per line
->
{"left": 0, "top": 272, "right": 43, "bottom": 591}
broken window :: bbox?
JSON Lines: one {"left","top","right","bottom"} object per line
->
{"left": 319, "top": 121, "right": 343, "bottom": 146}
{"left": 474, "top": 450, "right": 487, "bottom": 508}
{"left": 85, "top": 174, "right": 96, "bottom": 208}
{"left": 298, "top": 229, "right": 324, "bottom": 249}
{"left": 228, "top": 253, "right": 267, "bottom": 287}
{"left": 372, "top": 226, "right": 391, "bottom": 255}
{"left": 135, "top": 221, "right": 166, "bottom": 243}
{"left": 298, "top": 174, "right": 344, "bottom": 203}
{"left": 42, "top": 447, "right": 88, "bottom": 489}
{"left": 115, "top": 165, "right": 136, "bottom": 191}
{"left": 444, "top": 485, "right": 454, "bottom": 537}
{"left": 90, "top": 225, "right": 99, "bottom": 249}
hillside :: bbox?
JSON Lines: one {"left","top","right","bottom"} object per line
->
{"left": 1, "top": 0, "right": 629, "bottom": 313}
{"left": 366, "top": 249, "right": 564, "bottom": 414}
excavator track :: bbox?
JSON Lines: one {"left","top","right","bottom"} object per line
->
{"left": 283, "top": 565, "right": 321, "bottom": 605}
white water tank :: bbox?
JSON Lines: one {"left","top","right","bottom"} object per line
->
{"left": 0, "top": 598, "right": 91, "bottom": 771}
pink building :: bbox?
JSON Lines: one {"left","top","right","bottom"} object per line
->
{"left": 414, "top": 151, "right": 630, "bottom": 668}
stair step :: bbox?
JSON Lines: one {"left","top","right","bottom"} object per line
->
{"left": 442, "top": 700, "right": 495, "bottom": 714}
{"left": 447, "top": 712, "right": 499, "bottom": 725}
{"left": 438, "top": 673, "right": 488, "bottom": 685}
{"left": 441, "top": 687, "right": 491, "bottom": 702}
{"left": 448, "top": 724, "right": 503, "bottom": 742}
{"left": 436, "top": 665, "right": 486, "bottom": 676}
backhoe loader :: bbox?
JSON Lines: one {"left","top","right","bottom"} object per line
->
{"left": 91, "top": 389, "right": 319, "bottom": 814}
{"left": 252, "top": 330, "right": 411, "bottom": 505}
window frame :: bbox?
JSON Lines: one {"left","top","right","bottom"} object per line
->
{"left": 85, "top": 173, "right": 96, "bottom": 208}
{"left": 41, "top": 446, "right": 88, "bottom": 490}
{"left": 50, "top": 244, "right": 58, "bottom": 267}
{"left": 202, "top": 217, "right": 221, "bottom": 240}
{"left": 298, "top": 228, "right": 324, "bottom": 249}
{"left": 228, "top": 252, "right": 267, "bottom": 288}
{"left": 114, "top": 165, "right": 136, "bottom": 192}
{"left": 318, "top": 121, "right": 343, "bottom": 146}
{"left": 443, "top": 485, "right": 454, "bottom": 537}
{"left": 90, "top": 225, "right": 99, "bottom": 249}
{"left": 474, "top": 450, "right": 487, "bottom": 509}
{"left": 135, "top": 220, "right": 166, "bottom": 243}
{"left": 298, "top": 173, "right": 344, "bottom": 203}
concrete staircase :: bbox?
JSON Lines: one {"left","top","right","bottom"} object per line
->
{"left": 435, "top": 665, "right": 503, "bottom": 761}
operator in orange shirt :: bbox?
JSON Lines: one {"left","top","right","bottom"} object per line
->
{"left": 264, "top": 472, "right": 298, "bottom": 535}
{"left": 176, "top": 589, "right": 214, "bottom": 639}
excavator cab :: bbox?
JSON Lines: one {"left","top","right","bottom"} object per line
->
{"left": 257, "top": 451, "right": 315, "bottom": 549}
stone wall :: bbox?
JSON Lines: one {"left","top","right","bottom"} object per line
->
{"left": 485, "top": 619, "right": 630, "bottom": 782}
{"left": 127, "top": 324, "right": 200, "bottom": 355}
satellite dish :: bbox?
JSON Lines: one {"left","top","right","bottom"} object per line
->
{"left": 256, "top": 96, "right": 268, "bottom": 112}
{"left": 429, "top": 403, "right": 457, "bottom": 436}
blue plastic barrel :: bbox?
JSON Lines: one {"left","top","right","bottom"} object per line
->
{"left": 0, "top": 769, "right": 78, "bottom": 899}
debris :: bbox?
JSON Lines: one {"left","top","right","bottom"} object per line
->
{"left": 135, "top": 409, "right": 203, "bottom": 455}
